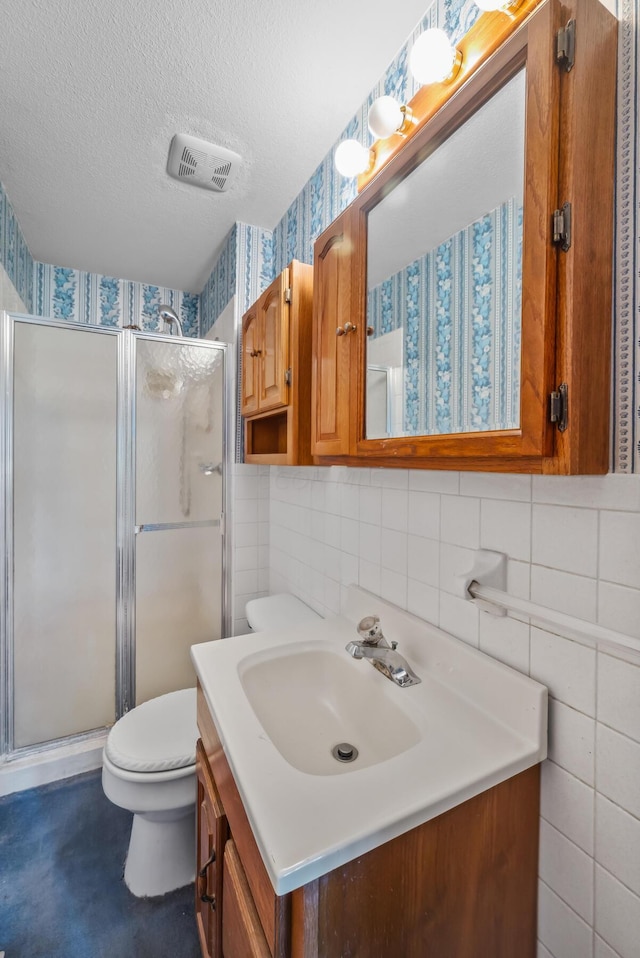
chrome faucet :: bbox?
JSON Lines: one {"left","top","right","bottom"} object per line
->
{"left": 345, "top": 615, "right": 421, "bottom": 688}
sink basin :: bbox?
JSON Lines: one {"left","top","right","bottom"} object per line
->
{"left": 191, "top": 585, "right": 547, "bottom": 894}
{"left": 239, "top": 644, "right": 421, "bottom": 775}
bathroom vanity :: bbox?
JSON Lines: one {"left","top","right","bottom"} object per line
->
{"left": 192, "top": 588, "right": 547, "bottom": 957}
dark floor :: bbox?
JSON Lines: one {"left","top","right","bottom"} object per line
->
{"left": 0, "top": 769, "right": 200, "bottom": 958}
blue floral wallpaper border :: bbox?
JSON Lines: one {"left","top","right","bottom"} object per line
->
{"left": 0, "top": 181, "right": 34, "bottom": 313}
{"left": 368, "top": 198, "right": 522, "bottom": 435}
{"left": 200, "top": 222, "right": 274, "bottom": 335}
{"left": 32, "top": 262, "right": 199, "bottom": 336}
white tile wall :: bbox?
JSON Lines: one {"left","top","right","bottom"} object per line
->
{"left": 230, "top": 462, "right": 270, "bottom": 635}
{"left": 266, "top": 466, "right": 640, "bottom": 958}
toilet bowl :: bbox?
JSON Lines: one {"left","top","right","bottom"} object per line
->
{"left": 101, "top": 687, "right": 198, "bottom": 898}
{"left": 102, "top": 595, "right": 319, "bottom": 898}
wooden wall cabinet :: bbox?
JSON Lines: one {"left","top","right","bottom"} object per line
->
{"left": 310, "top": 208, "right": 361, "bottom": 457}
{"left": 310, "top": 0, "right": 617, "bottom": 474}
{"left": 196, "top": 683, "right": 541, "bottom": 958}
{"left": 242, "top": 260, "right": 313, "bottom": 465}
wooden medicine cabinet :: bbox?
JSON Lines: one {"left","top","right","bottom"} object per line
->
{"left": 242, "top": 260, "right": 313, "bottom": 464}
{"left": 311, "top": 0, "right": 617, "bottom": 474}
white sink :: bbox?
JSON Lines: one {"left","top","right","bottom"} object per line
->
{"left": 191, "top": 586, "right": 547, "bottom": 895}
{"left": 239, "top": 644, "right": 421, "bottom": 775}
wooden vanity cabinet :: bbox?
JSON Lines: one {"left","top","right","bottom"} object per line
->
{"left": 196, "top": 682, "right": 541, "bottom": 958}
{"left": 241, "top": 260, "right": 314, "bottom": 464}
{"left": 222, "top": 841, "right": 272, "bottom": 958}
{"left": 195, "top": 739, "right": 227, "bottom": 958}
{"left": 310, "top": 0, "right": 617, "bottom": 474}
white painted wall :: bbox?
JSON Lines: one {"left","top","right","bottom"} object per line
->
{"left": 268, "top": 465, "right": 640, "bottom": 958}
{"left": 0, "top": 263, "right": 27, "bottom": 313}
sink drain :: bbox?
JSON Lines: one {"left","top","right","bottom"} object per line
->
{"left": 332, "top": 742, "right": 359, "bottom": 763}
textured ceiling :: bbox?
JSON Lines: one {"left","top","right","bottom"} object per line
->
{"left": 0, "top": 0, "right": 430, "bottom": 292}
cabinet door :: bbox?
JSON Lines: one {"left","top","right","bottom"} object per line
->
{"left": 259, "top": 271, "right": 290, "bottom": 413}
{"left": 196, "top": 741, "right": 226, "bottom": 958}
{"left": 241, "top": 307, "right": 260, "bottom": 416}
{"left": 222, "top": 840, "right": 271, "bottom": 958}
{"left": 311, "top": 208, "right": 357, "bottom": 456}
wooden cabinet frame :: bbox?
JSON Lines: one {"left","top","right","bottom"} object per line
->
{"left": 241, "top": 272, "right": 290, "bottom": 417}
{"left": 312, "top": 0, "right": 616, "bottom": 474}
{"left": 242, "top": 260, "right": 314, "bottom": 465}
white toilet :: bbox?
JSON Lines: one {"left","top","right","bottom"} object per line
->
{"left": 101, "top": 594, "right": 319, "bottom": 897}
{"left": 101, "top": 688, "right": 198, "bottom": 897}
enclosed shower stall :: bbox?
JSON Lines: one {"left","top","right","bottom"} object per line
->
{"left": 0, "top": 312, "right": 227, "bottom": 761}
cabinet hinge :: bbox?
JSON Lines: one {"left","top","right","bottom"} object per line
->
{"left": 284, "top": 287, "right": 292, "bottom": 304}
{"left": 219, "top": 511, "right": 225, "bottom": 536}
{"left": 284, "top": 367, "right": 292, "bottom": 386}
{"left": 549, "top": 383, "right": 568, "bottom": 432}
{"left": 552, "top": 202, "right": 572, "bottom": 252}
{"left": 556, "top": 19, "right": 576, "bottom": 72}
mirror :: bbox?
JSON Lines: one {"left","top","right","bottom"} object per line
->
{"left": 366, "top": 69, "right": 525, "bottom": 440}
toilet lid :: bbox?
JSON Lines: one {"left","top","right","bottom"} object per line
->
{"left": 105, "top": 688, "right": 198, "bottom": 773}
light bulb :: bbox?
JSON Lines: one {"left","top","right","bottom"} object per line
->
{"left": 409, "top": 28, "right": 462, "bottom": 85}
{"left": 368, "top": 96, "right": 410, "bottom": 139}
{"left": 334, "top": 139, "right": 373, "bottom": 177}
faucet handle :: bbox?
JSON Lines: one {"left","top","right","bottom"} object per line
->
{"left": 357, "top": 615, "right": 383, "bottom": 644}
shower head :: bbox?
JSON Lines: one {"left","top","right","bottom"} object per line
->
{"left": 158, "top": 304, "right": 184, "bottom": 337}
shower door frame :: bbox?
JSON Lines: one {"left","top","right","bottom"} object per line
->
{"left": 0, "top": 312, "right": 230, "bottom": 762}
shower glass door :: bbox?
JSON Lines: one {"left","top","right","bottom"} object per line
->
{"left": 1, "top": 314, "right": 227, "bottom": 759}
{"left": 133, "top": 335, "right": 224, "bottom": 705}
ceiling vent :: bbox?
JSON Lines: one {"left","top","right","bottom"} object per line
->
{"left": 167, "top": 134, "right": 241, "bottom": 192}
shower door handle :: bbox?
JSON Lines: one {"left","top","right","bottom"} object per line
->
{"left": 134, "top": 519, "right": 220, "bottom": 534}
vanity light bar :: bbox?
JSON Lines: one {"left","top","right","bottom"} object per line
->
{"left": 356, "top": 0, "right": 544, "bottom": 191}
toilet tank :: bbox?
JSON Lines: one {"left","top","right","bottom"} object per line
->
{"left": 245, "top": 594, "right": 320, "bottom": 632}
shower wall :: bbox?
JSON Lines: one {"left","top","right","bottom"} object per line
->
{"left": 12, "top": 322, "right": 117, "bottom": 746}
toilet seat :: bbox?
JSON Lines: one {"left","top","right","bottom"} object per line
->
{"left": 102, "top": 751, "right": 194, "bottom": 784}
{"left": 105, "top": 687, "right": 197, "bottom": 774}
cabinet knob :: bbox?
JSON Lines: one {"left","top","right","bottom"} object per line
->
{"left": 336, "top": 322, "right": 357, "bottom": 337}
{"left": 250, "top": 349, "right": 262, "bottom": 357}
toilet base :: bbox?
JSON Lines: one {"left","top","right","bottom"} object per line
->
{"left": 124, "top": 807, "right": 195, "bottom": 898}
